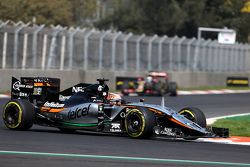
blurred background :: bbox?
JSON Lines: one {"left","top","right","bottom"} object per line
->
{"left": 0, "top": 0, "right": 250, "bottom": 90}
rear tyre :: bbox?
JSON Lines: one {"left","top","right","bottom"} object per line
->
{"left": 156, "top": 83, "right": 166, "bottom": 96}
{"left": 178, "top": 107, "right": 207, "bottom": 140}
{"left": 3, "top": 99, "right": 35, "bottom": 130}
{"left": 168, "top": 82, "right": 177, "bottom": 96}
{"left": 125, "top": 107, "right": 155, "bottom": 138}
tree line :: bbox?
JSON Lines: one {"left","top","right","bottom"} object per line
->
{"left": 0, "top": 0, "right": 249, "bottom": 42}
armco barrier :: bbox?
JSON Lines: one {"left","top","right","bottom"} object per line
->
{"left": 0, "top": 69, "right": 250, "bottom": 92}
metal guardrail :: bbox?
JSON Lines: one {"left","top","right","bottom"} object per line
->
{"left": 0, "top": 21, "right": 250, "bottom": 72}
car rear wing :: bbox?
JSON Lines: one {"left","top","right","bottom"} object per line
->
{"left": 11, "top": 77, "right": 110, "bottom": 103}
{"left": 11, "top": 77, "right": 60, "bottom": 103}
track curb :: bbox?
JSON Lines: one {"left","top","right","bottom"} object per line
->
{"left": 197, "top": 136, "right": 250, "bottom": 146}
{"left": 178, "top": 89, "right": 250, "bottom": 95}
{"left": 0, "top": 94, "right": 10, "bottom": 98}
{"left": 205, "top": 113, "right": 250, "bottom": 146}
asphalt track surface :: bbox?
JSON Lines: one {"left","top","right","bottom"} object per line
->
{"left": 0, "top": 93, "right": 250, "bottom": 167}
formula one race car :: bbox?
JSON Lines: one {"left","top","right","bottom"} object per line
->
{"left": 121, "top": 72, "right": 178, "bottom": 96}
{"left": 2, "top": 77, "right": 228, "bottom": 139}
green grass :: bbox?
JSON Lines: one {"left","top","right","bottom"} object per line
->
{"left": 180, "top": 86, "right": 250, "bottom": 91}
{"left": 212, "top": 115, "right": 250, "bottom": 137}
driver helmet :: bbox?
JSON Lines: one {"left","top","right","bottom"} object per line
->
{"left": 107, "top": 92, "right": 122, "bottom": 102}
{"left": 146, "top": 76, "right": 153, "bottom": 83}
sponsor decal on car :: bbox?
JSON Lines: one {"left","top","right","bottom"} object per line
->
{"left": 161, "top": 128, "right": 176, "bottom": 136}
{"left": 98, "top": 85, "right": 103, "bottom": 91}
{"left": 19, "top": 92, "right": 28, "bottom": 97}
{"left": 68, "top": 104, "right": 91, "bottom": 120}
{"left": 59, "top": 95, "right": 71, "bottom": 101}
{"left": 44, "top": 102, "right": 65, "bottom": 108}
{"left": 34, "top": 78, "right": 48, "bottom": 83}
{"left": 72, "top": 87, "right": 85, "bottom": 93}
{"left": 13, "top": 81, "right": 33, "bottom": 91}
{"left": 110, "top": 123, "right": 121, "bottom": 132}
{"left": 33, "top": 87, "right": 42, "bottom": 95}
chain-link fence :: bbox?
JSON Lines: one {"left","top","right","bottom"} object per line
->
{"left": 1, "top": 21, "right": 250, "bottom": 72}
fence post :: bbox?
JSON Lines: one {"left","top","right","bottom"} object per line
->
{"left": 60, "top": 35, "right": 66, "bottom": 70}
{"left": 147, "top": 35, "right": 157, "bottom": 71}
{"left": 0, "top": 20, "right": 9, "bottom": 28}
{"left": 84, "top": 29, "right": 95, "bottom": 70}
{"left": 0, "top": 20, "right": 9, "bottom": 26}
{"left": 238, "top": 44, "right": 243, "bottom": 72}
{"left": 169, "top": 36, "right": 178, "bottom": 71}
{"left": 200, "top": 39, "right": 211, "bottom": 72}
{"left": 234, "top": 44, "right": 239, "bottom": 72}
{"left": 217, "top": 44, "right": 223, "bottom": 72}
{"left": 123, "top": 33, "right": 133, "bottom": 71}
{"left": 32, "top": 25, "right": 45, "bottom": 68}
{"left": 192, "top": 39, "right": 202, "bottom": 71}
{"left": 212, "top": 43, "right": 219, "bottom": 72}
{"left": 41, "top": 34, "right": 48, "bottom": 70}
{"left": 47, "top": 25, "right": 67, "bottom": 69}
{"left": 68, "top": 27, "right": 82, "bottom": 69}
{"left": 242, "top": 44, "right": 250, "bottom": 71}
{"left": 0, "top": 20, "right": 9, "bottom": 69}
{"left": 231, "top": 44, "right": 236, "bottom": 72}
{"left": 158, "top": 35, "right": 167, "bottom": 71}
{"left": 136, "top": 34, "right": 145, "bottom": 72}
{"left": 186, "top": 38, "right": 196, "bottom": 71}
{"left": 228, "top": 44, "right": 235, "bottom": 72}
{"left": 177, "top": 36, "right": 186, "bottom": 71}
{"left": 21, "top": 33, "right": 28, "bottom": 69}
{"left": 13, "top": 22, "right": 30, "bottom": 69}
{"left": 112, "top": 31, "right": 122, "bottom": 70}
{"left": 220, "top": 44, "right": 225, "bottom": 72}
{"left": 207, "top": 41, "right": 217, "bottom": 72}
{"left": 2, "top": 32, "right": 8, "bottom": 69}
{"left": 245, "top": 45, "right": 250, "bottom": 71}
{"left": 99, "top": 30, "right": 110, "bottom": 70}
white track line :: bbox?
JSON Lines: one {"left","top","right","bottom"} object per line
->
{"left": 207, "top": 113, "right": 250, "bottom": 125}
{"left": 0, "top": 150, "right": 250, "bottom": 166}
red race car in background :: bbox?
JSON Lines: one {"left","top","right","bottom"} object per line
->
{"left": 120, "top": 72, "right": 177, "bottom": 96}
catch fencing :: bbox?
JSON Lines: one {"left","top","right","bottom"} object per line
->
{"left": 0, "top": 20, "right": 250, "bottom": 72}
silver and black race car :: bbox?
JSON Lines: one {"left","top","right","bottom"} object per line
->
{"left": 2, "top": 77, "right": 228, "bottom": 139}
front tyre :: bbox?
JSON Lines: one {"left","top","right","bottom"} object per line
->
{"left": 178, "top": 107, "right": 206, "bottom": 140}
{"left": 125, "top": 107, "right": 155, "bottom": 138}
{"left": 3, "top": 99, "right": 35, "bottom": 130}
